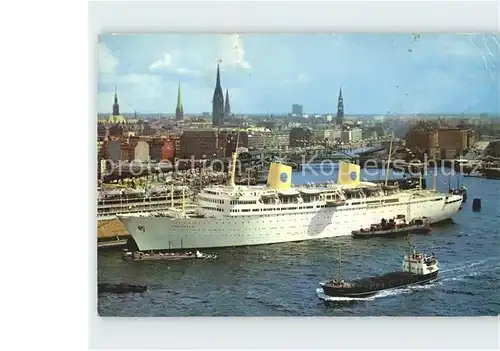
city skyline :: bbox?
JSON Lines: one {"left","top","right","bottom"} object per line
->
{"left": 98, "top": 33, "right": 499, "bottom": 115}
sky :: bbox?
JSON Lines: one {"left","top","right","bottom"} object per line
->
{"left": 97, "top": 33, "right": 499, "bottom": 115}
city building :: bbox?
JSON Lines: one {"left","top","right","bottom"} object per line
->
{"left": 289, "top": 127, "right": 313, "bottom": 147}
{"left": 406, "top": 122, "right": 471, "bottom": 159}
{"left": 105, "top": 87, "right": 132, "bottom": 137}
{"left": 336, "top": 87, "right": 344, "bottom": 125}
{"left": 179, "top": 130, "right": 248, "bottom": 159}
{"left": 106, "top": 139, "right": 121, "bottom": 163}
{"left": 120, "top": 140, "right": 134, "bottom": 162}
{"left": 483, "top": 139, "right": 500, "bottom": 157}
{"left": 98, "top": 141, "right": 107, "bottom": 165}
{"left": 149, "top": 138, "right": 165, "bottom": 161}
{"left": 351, "top": 128, "right": 363, "bottom": 143}
{"left": 292, "top": 104, "right": 303, "bottom": 116}
{"left": 141, "top": 121, "right": 152, "bottom": 136}
{"left": 212, "top": 63, "right": 224, "bottom": 127}
{"left": 134, "top": 140, "right": 150, "bottom": 162}
{"left": 340, "top": 130, "right": 351, "bottom": 143}
{"left": 247, "top": 131, "right": 289, "bottom": 150}
{"left": 175, "top": 82, "right": 184, "bottom": 121}
{"left": 162, "top": 138, "right": 176, "bottom": 161}
{"left": 437, "top": 128, "right": 469, "bottom": 159}
{"left": 324, "top": 129, "right": 342, "bottom": 143}
{"left": 97, "top": 122, "right": 107, "bottom": 140}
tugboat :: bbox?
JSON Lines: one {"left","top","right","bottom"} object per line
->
{"left": 98, "top": 283, "right": 147, "bottom": 294}
{"left": 122, "top": 249, "right": 218, "bottom": 261}
{"left": 319, "top": 235, "right": 439, "bottom": 298}
{"left": 351, "top": 216, "right": 430, "bottom": 238}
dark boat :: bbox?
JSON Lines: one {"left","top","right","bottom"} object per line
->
{"left": 122, "top": 249, "right": 218, "bottom": 261}
{"left": 98, "top": 283, "right": 147, "bottom": 294}
{"left": 449, "top": 186, "right": 467, "bottom": 202}
{"left": 352, "top": 216, "right": 431, "bottom": 238}
{"left": 448, "top": 176, "right": 467, "bottom": 203}
{"left": 319, "top": 235, "right": 439, "bottom": 298}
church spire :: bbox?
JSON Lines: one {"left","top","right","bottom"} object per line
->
{"left": 224, "top": 89, "right": 231, "bottom": 118}
{"left": 212, "top": 62, "right": 224, "bottom": 127}
{"left": 175, "top": 82, "right": 184, "bottom": 121}
{"left": 215, "top": 62, "right": 222, "bottom": 90}
{"left": 336, "top": 85, "right": 344, "bottom": 126}
{"left": 112, "top": 86, "right": 120, "bottom": 116}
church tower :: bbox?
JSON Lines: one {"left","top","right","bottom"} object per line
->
{"left": 212, "top": 63, "right": 224, "bottom": 127}
{"left": 224, "top": 89, "right": 231, "bottom": 118}
{"left": 336, "top": 86, "right": 344, "bottom": 126}
{"left": 175, "top": 82, "right": 184, "bottom": 121}
{"left": 112, "top": 86, "right": 120, "bottom": 116}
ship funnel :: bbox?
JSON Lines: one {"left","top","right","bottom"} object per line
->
{"left": 337, "top": 161, "right": 360, "bottom": 187}
{"left": 267, "top": 162, "right": 292, "bottom": 190}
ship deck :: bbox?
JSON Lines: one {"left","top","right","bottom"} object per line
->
{"left": 352, "top": 271, "right": 415, "bottom": 287}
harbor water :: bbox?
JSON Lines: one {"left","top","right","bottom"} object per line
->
{"left": 97, "top": 166, "right": 500, "bottom": 316}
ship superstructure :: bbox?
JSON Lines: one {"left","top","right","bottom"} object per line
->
{"left": 118, "top": 159, "right": 463, "bottom": 250}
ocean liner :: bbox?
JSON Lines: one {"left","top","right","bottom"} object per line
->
{"left": 117, "top": 153, "right": 463, "bottom": 250}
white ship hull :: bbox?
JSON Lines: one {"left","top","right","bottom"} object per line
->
{"left": 118, "top": 194, "right": 463, "bottom": 250}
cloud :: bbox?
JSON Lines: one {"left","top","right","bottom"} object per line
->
{"left": 148, "top": 34, "right": 251, "bottom": 76}
{"left": 149, "top": 53, "right": 172, "bottom": 70}
{"left": 97, "top": 42, "right": 118, "bottom": 74}
{"left": 176, "top": 67, "right": 202, "bottom": 76}
{"left": 297, "top": 73, "right": 311, "bottom": 83}
{"left": 219, "top": 34, "right": 251, "bottom": 69}
{"left": 98, "top": 43, "right": 166, "bottom": 112}
{"left": 283, "top": 73, "right": 311, "bottom": 84}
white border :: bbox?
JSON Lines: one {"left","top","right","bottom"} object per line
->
{"left": 89, "top": 1, "right": 499, "bottom": 350}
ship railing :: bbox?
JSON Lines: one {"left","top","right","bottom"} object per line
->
{"left": 98, "top": 199, "right": 187, "bottom": 211}
{"left": 98, "top": 201, "right": 188, "bottom": 215}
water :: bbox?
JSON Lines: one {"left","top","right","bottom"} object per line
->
{"left": 97, "top": 167, "right": 500, "bottom": 316}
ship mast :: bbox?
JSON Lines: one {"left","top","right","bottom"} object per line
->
{"left": 199, "top": 165, "right": 203, "bottom": 192}
{"left": 170, "top": 183, "right": 174, "bottom": 209}
{"left": 406, "top": 234, "right": 413, "bottom": 273}
{"left": 229, "top": 130, "right": 240, "bottom": 188}
{"left": 384, "top": 137, "right": 394, "bottom": 186}
{"left": 433, "top": 168, "right": 437, "bottom": 191}
{"left": 182, "top": 183, "right": 186, "bottom": 214}
{"left": 419, "top": 168, "right": 423, "bottom": 190}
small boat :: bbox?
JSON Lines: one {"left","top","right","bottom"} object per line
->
{"left": 98, "top": 283, "right": 147, "bottom": 294}
{"left": 319, "top": 234, "right": 439, "bottom": 298}
{"left": 122, "top": 249, "right": 218, "bottom": 261}
{"left": 351, "top": 216, "right": 430, "bottom": 238}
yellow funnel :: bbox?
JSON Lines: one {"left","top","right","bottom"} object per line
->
{"left": 267, "top": 163, "right": 292, "bottom": 190}
{"left": 337, "top": 161, "right": 360, "bottom": 186}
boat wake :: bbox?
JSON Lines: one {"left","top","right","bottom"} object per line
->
{"left": 316, "top": 281, "right": 438, "bottom": 302}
